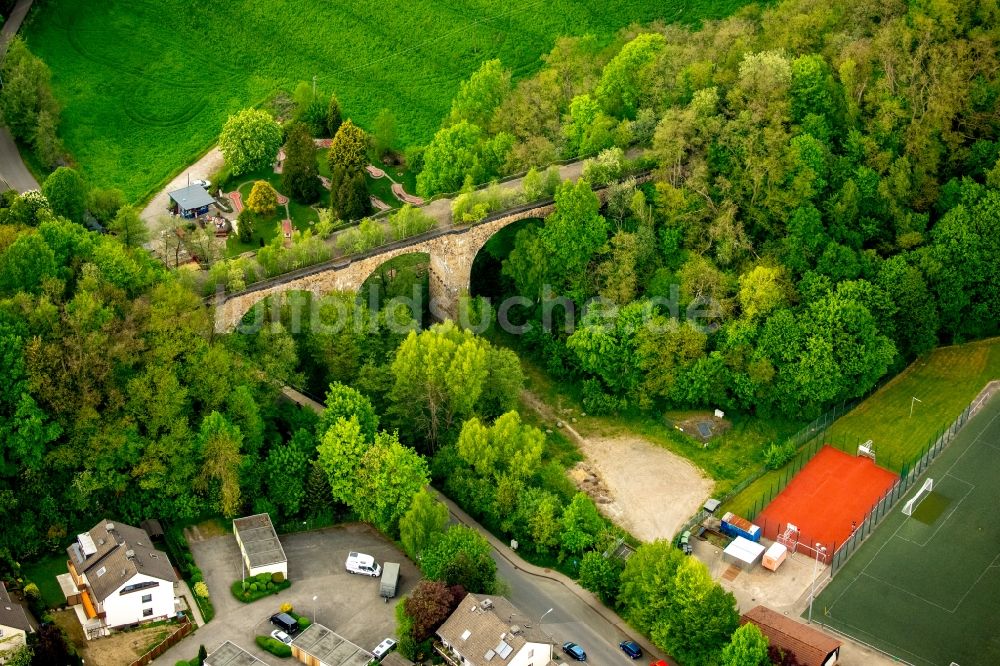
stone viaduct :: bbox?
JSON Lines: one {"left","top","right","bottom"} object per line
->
{"left": 213, "top": 201, "right": 557, "bottom": 332}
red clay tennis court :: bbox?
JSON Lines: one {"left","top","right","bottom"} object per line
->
{"left": 756, "top": 445, "right": 898, "bottom": 554}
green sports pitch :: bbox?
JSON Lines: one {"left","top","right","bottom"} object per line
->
{"left": 812, "top": 391, "right": 1000, "bottom": 666}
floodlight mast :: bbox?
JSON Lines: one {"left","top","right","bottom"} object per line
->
{"left": 807, "top": 543, "right": 827, "bottom": 624}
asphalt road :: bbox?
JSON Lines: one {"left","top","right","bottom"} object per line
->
{"left": 0, "top": 1, "right": 40, "bottom": 193}
{"left": 494, "top": 553, "right": 653, "bottom": 666}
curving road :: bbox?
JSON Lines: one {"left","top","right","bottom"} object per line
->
{"left": 0, "top": 0, "right": 40, "bottom": 193}
{"left": 280, "top": 385, "right": 676, "bottom": 666}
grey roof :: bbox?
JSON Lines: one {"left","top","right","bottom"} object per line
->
{"left": 67, "top": 519, "right": 177, "bottom": 602}
{"left": 437, "top": 594, "right": 552, "bottom": 666}
{"left": 0, "top": 582, "right": 34, "bottom": 633}
{"left": 168, "top": 184, "right": 215, "bottom": 211}
{"left": 291, "top": 623, "right": 371, "bottom": 666}
{"left": 205, "top": 641, "right": 268, "bottom": 666}
{"left": 233, "top": 513, "right": 286, "bottom": 569}
{"left": 381, "top": 653, "right": 414, "bottom": 666}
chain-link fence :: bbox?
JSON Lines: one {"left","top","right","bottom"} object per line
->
{"left": 828, "top": 384, "right": 998, "bottom": 574}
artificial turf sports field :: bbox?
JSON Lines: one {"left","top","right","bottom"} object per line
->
{"left": 24, "top": 0, "right": 753, "bottom": 202}
{"left": 812, "top": 393, "right": 1000, "bottom": 666}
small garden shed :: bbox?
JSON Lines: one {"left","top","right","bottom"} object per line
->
{"left": 168, "top": 184, "right": 216, "bottom": 218}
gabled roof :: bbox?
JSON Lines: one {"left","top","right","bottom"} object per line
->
{"left": 67, "top": 519, "right": 177, "bottom": 602}
{"left": 168, "top": 184, "right": 215, "bottom": 211}
{"left": 741, "top": 606, "right": 841, "bottom": 666}
{"left": 0, "top": 582, "right": 34, "bottom": 633}
{"left": 437, "top": 594, "right": 552, "bottom": 666}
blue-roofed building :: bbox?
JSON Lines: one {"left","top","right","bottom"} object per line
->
{"left": 168, "top": 184, "right": 216, "bottom": 218}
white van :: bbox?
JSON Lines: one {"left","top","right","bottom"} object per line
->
{"left": 346, "top": 551, "right": 382, "bottom": 576}
{"left": 371, "top": 638, "right": 397, "bottom": 660}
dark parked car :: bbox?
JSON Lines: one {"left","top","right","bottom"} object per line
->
{"left": 562, "top": 642, "right": 587, "bottom": 661}
{"left": 619, "top": 640, "right": 643, "bottom": 659}
{"left": 270, "top": 612, "right": 299, "bottom": 635}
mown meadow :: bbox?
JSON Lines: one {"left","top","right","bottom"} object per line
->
{"left": 24, "top": 0, "right": 751, "bottom": 202}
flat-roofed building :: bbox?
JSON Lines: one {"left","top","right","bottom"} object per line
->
{"left": 204, "top": 640, "right": 268, "bottom": 666}
{"left": 291, "top": 623, "right": 372, "bottom": 666}
{"left": 233, "top": 513, "right": 287, "bottom": 578}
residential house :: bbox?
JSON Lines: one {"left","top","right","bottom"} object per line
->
{"left": 742, "top": 605, "right": 842, "bottom": 666}
{"left": 0, "top": 582, "right": 34, "bottom": 664}
{"left": 436, "top": 594, "right": 554, "bottom": 666}
{"left": 64, "top": 519, "right": 177, "bottom": 636}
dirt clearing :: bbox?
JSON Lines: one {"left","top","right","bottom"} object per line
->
{"left": 52, "top": 609, "right": 172, "bottom": 666}
{"left": 522, "top": 391, "right": 712, "bottom": 542}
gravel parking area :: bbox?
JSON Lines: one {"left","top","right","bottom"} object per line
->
{"left": 155, "top": 523, "right": 418, "bottom": 664}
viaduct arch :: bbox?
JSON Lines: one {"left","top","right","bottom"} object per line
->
{"left": 213, "top": 202, "right": 556, "bottom": 332}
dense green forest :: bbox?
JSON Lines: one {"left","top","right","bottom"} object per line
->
{"left": 2, "top": 1, "right": 1000, "bottom": 663}
{"left": 431, "top": 0, "right": 1000, "bottom": 419}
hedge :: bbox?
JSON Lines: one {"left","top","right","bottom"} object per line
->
{"left": 255, "top": 635, "right": 292, "bottom": 658}
{"left": 231, "top": 572, "right": 292, "bottom": 603}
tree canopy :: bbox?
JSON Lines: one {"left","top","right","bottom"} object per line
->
{"left": 219, "top": 108, "right": 283, "bottom": 176}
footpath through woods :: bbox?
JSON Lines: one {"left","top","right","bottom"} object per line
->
{"left": 279, "top": 384, "right": 674, "bottom": 665}
{"left": 0, "top": 0, "right": 41, "bottom": 193}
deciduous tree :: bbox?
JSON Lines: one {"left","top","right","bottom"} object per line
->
{"left": 355, "top": 432, "right": 429, "bottom": 535}
{"left": 399, "top": 487, "right": 449, "bottom": 560}
{"left": 403, "top": 580, "right": 459, "bottom": 641}
{"left": 316, "top": 416, "right": 369, "bottom": 506}
{"left": 195, "top": 411, "right": 243, "bottom": 517}
{"left": 108, "top": 205, "right": 149, "bottom": 247}
{"left": 247, "top": 180, "right": 279, "bottom": 215}
{"left": 416, "top": 121, "right": 484, "bottom": 197}
{"left": 219, "top": 108, "right": 283, "bottom": 176}
{"left": 317, "top": 382, "right": 379, "bottom": 441}
{"left": 720, "top": 623, "right": 770, "bottom": 666}
{"left": 42, "top": 167, "right": 87, "bottom": 223}
{"left": 560, "top": 493, "right": 605, "bottom": 556}
{"left": 420, "top": 525, "right": 496, "bottom": 593}
{"left": 447, "top": 59, "right": 511, "bottom": 128}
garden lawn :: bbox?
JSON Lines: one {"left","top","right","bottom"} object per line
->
{"left": 226, "top": 170, "right": 320, "bottom": 256}
{"left": 23, "top": 553, "right": 69, "bottom": 609}
{"left": 25, "top": 0, "right": 756, "bottom": 203}
{"left": 317, "top": 148, "right": 405, "bottom": 211}
{"left": 824, "top": 338, "right": 1000, "bottom": 472}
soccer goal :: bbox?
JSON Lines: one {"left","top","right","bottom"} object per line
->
{"left": 903, "top": 478, "right": 934, "bottom": 516}
{"left": 858, "top": 439, "right": 876, "bottom": 461}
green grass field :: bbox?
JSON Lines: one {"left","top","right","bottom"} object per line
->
{"left": 813, "top": 393, "right": 1000, "bottom": 666}
{"left": 825, "top": 337, "right": 1000, "bottom": 471}
{"left": 24, "top": 0, "right": 753, "bottom": 203}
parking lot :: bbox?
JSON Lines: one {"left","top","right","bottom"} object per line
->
{"left": 155, "top": 522, "right": 419, "bottom": 664}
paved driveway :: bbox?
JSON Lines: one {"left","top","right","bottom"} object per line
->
{"left": 155, "top": 523, "right": 417, "bottom": 664}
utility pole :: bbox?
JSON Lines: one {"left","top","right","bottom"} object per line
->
{"left": 312, "top": 74, "right": 317, "bottom": 97}
{"left": 910, "top": 396, "right": 923, "bottom": 418}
